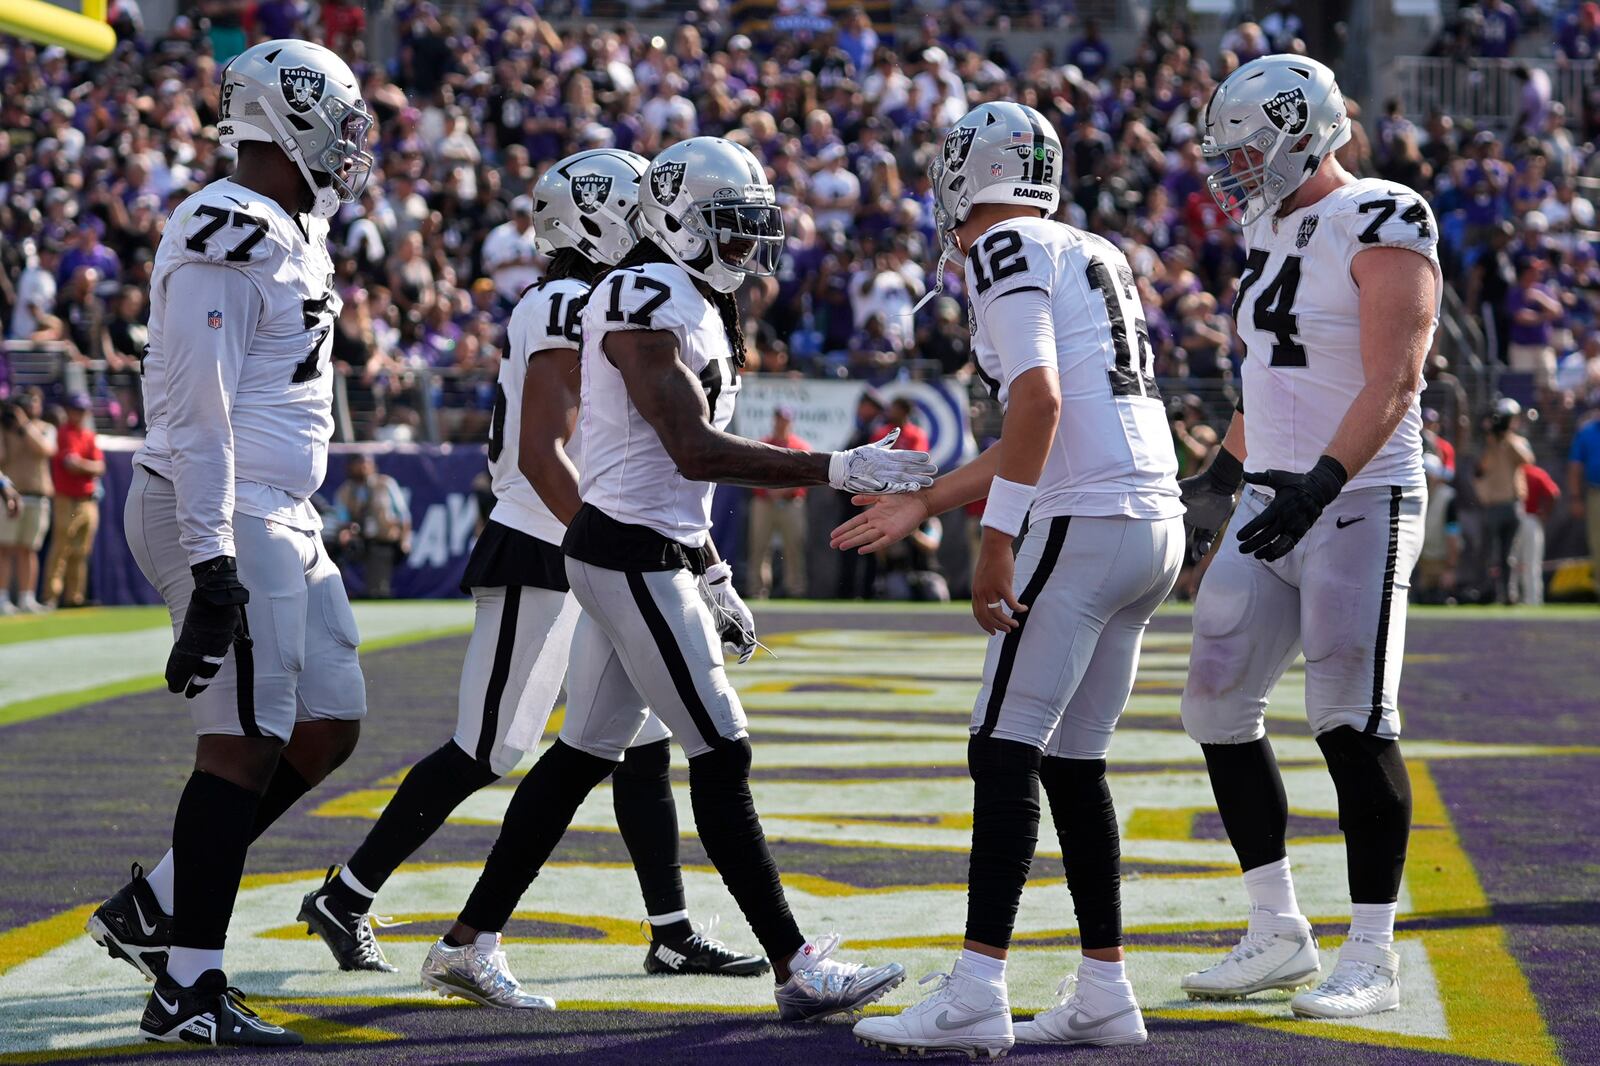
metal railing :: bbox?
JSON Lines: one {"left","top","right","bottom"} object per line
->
{"left": 1388, "top": 56, "right": 1595, "bottom": 133}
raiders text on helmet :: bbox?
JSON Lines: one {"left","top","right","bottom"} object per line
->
{"left": 638, "top": 138, "right": 783, "bottom": 294}
{"left": 217, "top": 39, "right": 372, "bottom": 219}
{"left": 533, "top": 149, "right": 649, "bottom": 266}
{"left": 1201, "top": 54, "right": 1351, "bottom": 225}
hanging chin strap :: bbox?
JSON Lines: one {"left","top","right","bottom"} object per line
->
{"left": 259, "top": 104, "right": 342, "bottom": 220}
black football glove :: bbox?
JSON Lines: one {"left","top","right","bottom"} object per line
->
{"left": 167, "top": 556, "right": 250, "bottom": 699}
{"left": 1178, "top": 448, "right": 1245, "bottom": 556}
{"left": 1235, "top": 455, "right": 1349, "bottom": 562}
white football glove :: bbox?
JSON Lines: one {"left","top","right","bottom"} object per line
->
{"left": 699, "top": 561, "right": 757, "bottom": 664}
{"left": 828, "top": 428, "right": 938, "bottom": 495}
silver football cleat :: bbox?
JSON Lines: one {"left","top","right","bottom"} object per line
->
{"left": 775, "top": 933, "right": 906, "bottom": 1022}
{"left": 420, "top": 934, "right": 556, "bottom": 1010}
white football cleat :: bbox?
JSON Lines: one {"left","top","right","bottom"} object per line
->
{"left": 420, "top": 934, "right": 556, "bottom": 1010}
{"left": 1013, "top": 971, "right": 1147, "bottom": 1047}
{"left": 854, "top": 968, "right": 1013, "bottom": 1059}
{"left": 1182, "top": 910, "right": 1321, "bottom": 1000}
{"left": 1290, "top": 940, "right": 1400, "bottom": 1019}
{"left": 775, "top": 934, "right": 905, "bottom": 1022}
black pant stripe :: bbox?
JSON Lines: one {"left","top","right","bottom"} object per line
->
{"left": 627, "top": 571, "right": 728, "bottom": 749}
{"left": 977, "top": 516, "right": 1070, "bottom": 737}
{"left": 476, "top": 585, "right": 523, "bottom": 765}
{"left": 235, "top": 607, "right": 261, "bottom": 738}
{"left": 1367, "top": 487, "right": 1404, "bottom": 734}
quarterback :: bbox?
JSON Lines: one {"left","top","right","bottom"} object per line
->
{"left": 837, "top": 103, "right": 1182, "bottom": 1057}
{"left": 1178, "top": 55, "right": 1439, "bottom": 1019}
{"left": 84, "top": 40, "right": 373, "bottom": 1047}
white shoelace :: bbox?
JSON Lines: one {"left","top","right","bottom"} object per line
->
{"left": 1317, "top": 961, "right": 1382, "bottom": 999}
{"left": 1034, "top": 973, "right": 1083, "bottom": 1020}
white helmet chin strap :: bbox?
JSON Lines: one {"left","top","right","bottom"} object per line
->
{"left": 907, "top": 246, "right": 949, "bottom": 317}
{"left": 261, "top": 104, "right": 341, "bottom": 220}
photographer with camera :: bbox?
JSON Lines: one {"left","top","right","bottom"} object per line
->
{"left": 0, "top": 389, "right": 57, "bottom": 614}
{"left": 1474, "top": 397, "right": 1536, "bottom": 604}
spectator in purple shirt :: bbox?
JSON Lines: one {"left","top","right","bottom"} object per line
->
{"left": 1066, "top": 20, "right": 1111, "bottom": 82}
{"left": 1557, "top": 2, "right": 1600, "bottom": 60}
{"left": 1478, "top": 0, "right": 1519, "bottom": 58}
{"left": 253, "top": 0, "right": 313, "bottom": 41}
{"left": 56, "top": 218, "right": 119, "bottom": 295}
{"left": 1505, "top": 257, "right": 1564, "bottom": 391}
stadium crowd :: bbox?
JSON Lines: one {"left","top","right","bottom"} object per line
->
{"left": 0, "top": 0, "right": 1597, "bottom": 603}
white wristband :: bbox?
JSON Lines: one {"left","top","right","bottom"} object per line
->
{"left": 980, "top": 476, "right": 1037, "bottom": 537}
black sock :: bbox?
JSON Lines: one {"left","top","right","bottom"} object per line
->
{"left": 346, "top": 741, "right": 500, "bottom": 894}
{"left": 171, "top": 771, "right": 261, "bottom": 950}
{"left": 1040, "top": 756, "right": 1123, "bottom": 949}
{"left": 442, "top": 931, "right": 469, "bottom": 948}
{"left": 458, "top": 740, "right": 616, "bottom": 932}
{"left": 688, "top": 740, "right": 804, "bottom": 963}
{"left": 247, "top": 759, "right": 311, "bottom": 843}
{"left": 1201, "top": 738, "right": 1290, "bottom": 872}
{"left": 612, "top": 738, "right": 689, "bottom": 922}
{"left": 964, "top": 736, "right": 1042, "bottom": 950}
{"left": 1317, "top": 727, "right": 1413, "bottom": 903}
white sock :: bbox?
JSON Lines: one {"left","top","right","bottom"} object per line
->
{"left": 1242, "top": 857, "right": 1302, "bottom": 917}
{"left": 338, "top": 865, "right": 376, "bottom": 900}
{"left": 145, "top": 851, "right": 176, "bottom": 913}
{"left": 956, "top": 948, "right": 1007, "bottom": 985}
{"left": 1348, "top": 902, "right": 1397, "bottom": 946}
{"left": 647, "top": 909, "right": 688, "bottom": 927}
{"left": 166, "top": 946, "right": 224, "bottom": 987}
{"left": 1079, "top": 956, "right": 1127, "bottom": 986}
{"left": 0, "top": 593, "right": 12, "bottom": 607}
{"left": 18, "top": 592, "right": 38, "bottom": 607}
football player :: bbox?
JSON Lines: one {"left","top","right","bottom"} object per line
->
{"left": 835, "top": 103, "right": 1183, "bottom": 1057}
{"left": 428, "top": 136, "right": 932, "bottom": 1020}
{"left": 84, "top": 40, "right": 374, "bottom": 1047}
{"left": 302, "top": 150, "right": 764, "bottom": 1001}
{"left": 1176, "top": 55, "right": 1437, "bottom": 1019}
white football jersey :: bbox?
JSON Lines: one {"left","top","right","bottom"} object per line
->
{"left": 577, "top": 260, "right": 740, "bottom": 546}
{"left": 1237, "top": 177, "right": 1440, "bottom": 492}
{"left": 967, "top": 216, "right": 1181, "bottom": 522}
{"left": 137, "top": 178, "right": 339, "bottom": 563}
{"left": 488, "top": 276, "right": 588, "bottom": 545}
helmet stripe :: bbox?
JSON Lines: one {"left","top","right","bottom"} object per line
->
{"left": 1017, "top": 103, "right": 1045, "bottom": 184}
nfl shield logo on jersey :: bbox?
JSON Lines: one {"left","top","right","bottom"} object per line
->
{"left": 1263, "top": 88, "right": 1309, "bottom": 135}
{"left": 279, "top": 66, "right": 326, "bottom": 114}
{"left": 651, "top": 161, "right": 687, "bottom": 204}
{"left": 1295, "top": 215, "right": 1319, "bottom": 249}
{"left": 572, "top": 173, "right": 612, "bottom": 214}
{"left": 207, "top": 309, "right": 222, "bottom": 330}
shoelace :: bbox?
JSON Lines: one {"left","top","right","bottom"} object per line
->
{"left": 905, "top": 971, "right": 957, "bottom": 1014}
{"left": 1316, "top": 961, "right": 1381, "bottom": 998}
{"left": 1222, "top": 931, "right": 1277, "bottom": 965}
{"left": 223, "top": 985, "right": 261, "bottom": 1019}
{"left": 798, "top": 932, "right": 843, "bottom": 973}
{"left": 1035, "top": 974, "right": 1081, "bottom": 1020}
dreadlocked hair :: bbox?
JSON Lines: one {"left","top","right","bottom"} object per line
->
{"left": 596, "top": 238, "right": 748, "bottom": 367}
{"left": 543, "top": 247, "right": 605, "bottom": 285}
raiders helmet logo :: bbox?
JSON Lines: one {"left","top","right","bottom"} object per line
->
{"left": 1263, "top": 88, "right": 1309, "bottom": 135}
{"left": 1295, "top": 215, "right": 1319, "bottom": 248}
{"left": 943, "top": 126, "right": 977, "bottom": 172}
{"left": 651, "top": 161, "right": 687, "bottom": 204}
{"left": 572, "top": 173, "right": 613, "bottom": 214}
{"left": 280, "top": 66, "right": 326, "bottom": 114}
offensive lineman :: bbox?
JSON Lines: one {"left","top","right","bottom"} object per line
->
{"left": 835, "top": 103, "right": 1183, "bottom": 1058}
{"left": 1177, "top": 55, "right": 1437, "bottom": 1019}
{"left": 300, "top": 150, "right": 764, "bottom": 1001}
{"left": 432, "top": 136, "right": 932, "bottom": 1019}
{"left": 84, "top": 40, "right": 374, "bottom": 1046}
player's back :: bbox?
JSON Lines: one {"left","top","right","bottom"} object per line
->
{"left": 139, "top": 177, "right": 338, "bottom": 501}
{"left": 575, "top": 259, "right": 740, "bottom": 546}
{"left": 1237, "top": 176, "right": 1441, "bottom": 492}
{"left": 489, "top": 276, "right": 590, "bottom": 545}
{"left": 967, "top": 216, "right": 1180, "bottom": 522}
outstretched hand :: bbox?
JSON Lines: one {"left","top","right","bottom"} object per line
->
{"left": 829, "top": 492, "right": 932, "bottom": 555}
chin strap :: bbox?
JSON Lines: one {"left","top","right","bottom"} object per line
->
{"left": 907, "top": 245, "right": 952, "bottom": 317}
{"left": 259, "top": 104, "right": 341, "bottom": 220}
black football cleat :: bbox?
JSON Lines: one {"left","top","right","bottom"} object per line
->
{"left": 643, "top": 918, "right": 770, "bottom": 977}
{"left": 86, "top": 862, "right": 171, "bottom": 983}
{"left": 297, "top": 865, "right": 399, "bottom": 972}
{"left": 140, "top": 969, "right": 302, "bottom": 1046}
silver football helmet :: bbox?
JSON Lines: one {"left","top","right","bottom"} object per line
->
{"left": 639, "top": 137, "right": 782, "bottom": 294}
{"left": 1201, "top": 54, "right": 1351, "bottom": 225}
{"left": 533, "top": 149, "right": 648, "bottom": 266}
{"left": 920, "top": 102, "right": 1062, "bottom": 311}
{"left": 217, "top": 38, "right": 373, "bottom": 219}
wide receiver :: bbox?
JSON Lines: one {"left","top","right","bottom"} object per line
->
{"left": 85, "top": 40, "right": 374, "bottom": 1047}
{"left": 1177, "top": 54, "right": 1438, "bottom": 1019}
{"left": 434, "top": 136, "right": 932, "bottom": 1021}
{"left": 300, "top": 149, "right": 764, "bottom": 1002}
{"left": 836, "top": 102, "right": 1183, "bottom": 1058}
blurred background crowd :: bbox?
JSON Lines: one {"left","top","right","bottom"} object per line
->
{"left": 0, "top": 0, "right": 1597, "bottom": 607}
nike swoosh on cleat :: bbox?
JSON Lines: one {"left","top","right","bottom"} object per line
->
{"left": 1065, "top": 1004, "right": 1139, "bottom": 1033}
{"left": 315, "top": 895, "right": 355, "bottom": 936}
{"left": 1335, "top": 516, "right": 1366, "bottom": 528}
{"left": 133, "top": 897, "right": 159, "bottom": 937}
{"left": 155, "top": 991, "right": 180, "bottom": 1015}
{"left": 934, "top": 1007, "right": 1008, "bottom": 1030}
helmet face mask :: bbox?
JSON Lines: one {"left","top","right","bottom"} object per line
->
{"left": 640, "top": 137, "right": 784, "bottom": 293}
{"left": 687, "top": 201, "right": 783, "bottom": 275}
